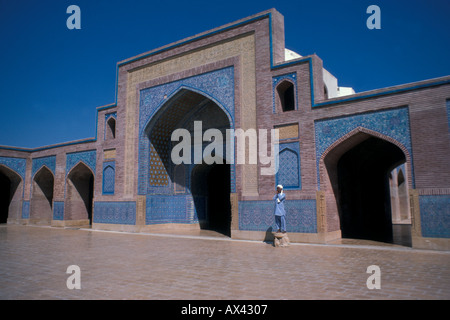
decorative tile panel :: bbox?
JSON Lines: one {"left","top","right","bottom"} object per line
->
{"left": 66, "top": 150, "right": 96, "bottom": 175}
{"left": 22, "top": 201, "right": 30, "bottom": 219}
{"left": 103, "top": 149, "right": 116, "bottom": 160}
{"left": 314, "top": 107, "right": 413, "bottom": 189}
{"left": 102, "top": 161, "right": 115, "bottom": 195}
{"left": 53, "top": 201, "right": 64, "bottom": 220}
{"left": 139, "top": 67, "right": 234, "bottom": 132}
{"left": 238, "top": 199, "right": 316, "bottom": 233}
{"left": 276, "top": 123, "right": 299, "bottom": 140}
{"left": 32, "top": 156, "right": 56, "bottom": 177}
{"left": 93, "top": 202, "right": 136, "bottom": 225}
{"left": 419, "top": 195, "right": 450, "bottom": 238}
{"left": 145, "top": 194, "right": 195, "bottom": 224}
{"left": 105, "top": 112, "right": 117, "bottom": 120}
{"left": 0, "top": 157, "right": 26, "bottom": 180}
{"left": 277, "top": 142, "right": 301, "bottom": 189}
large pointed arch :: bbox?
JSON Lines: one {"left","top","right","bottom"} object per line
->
{"left": 139, "top": 87, "right": 233, "bottom": 234}
{"left": 319, "top": 127, "right": 413, "bottom": 245}
{"left": 319, "top": 127, "right": 413, "bottom": 192}
{"left": 140, "top": 86, "right": 234, "bottom": 138}
{"left": 30, "top": 166, "right": 54, "bottom": 225}
{"left": 65, "top": 161, "right": 94, "bottom": 225}
{"left": 139, "top": 87, "right": 233, "bottom": 193}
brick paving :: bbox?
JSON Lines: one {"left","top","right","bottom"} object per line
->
{"left": 0, "top": 224, "right": 449, "bottom": 300}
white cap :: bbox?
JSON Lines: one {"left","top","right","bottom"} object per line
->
{"left": 276, "top": 185, "right": 283, "bottom": 189}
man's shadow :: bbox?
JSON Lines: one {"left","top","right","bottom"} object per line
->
{"left": 263, "top": 226, "right": 275, "bottom": 245}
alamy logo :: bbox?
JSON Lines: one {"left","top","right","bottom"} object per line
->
{"left": 66, "top": 265, "right": 81, "bottom": 289}
{"left": 366, "top": 265, "right": 381, "bottom": 289}
{"left": 366, "top": 5, "right": 381, "bottom": 30}
{"left": 66, "top": 5, "right": 81, "bottom": 30}
{"left": 171, "top": 121, "right": 280, "bottom": 176}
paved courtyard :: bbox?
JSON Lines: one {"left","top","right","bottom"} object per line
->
{"left": 0, "top": 224, "right": 449, "bottom": 300}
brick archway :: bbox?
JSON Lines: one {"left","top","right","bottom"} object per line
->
{"left": 65, "top": 162, "right": 94, "bottom": 226}
{"left": 141, "top": 88, "right": 233, "bottom": 229}
{"left": 319, "top": 127, "right": 413, "bottom": 244}
{"left": 30, "top": 166, "right": 54, "bottom": 225}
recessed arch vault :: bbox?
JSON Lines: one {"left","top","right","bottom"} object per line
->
{"left": 139, "top": 87, "right": 233, "bottom": 234}
{"left": 30, "top": 166, "right": 54, "bottom": 225}
{"left": 65, "top": 162, "right": 94, "bottom": 225}
{"left": 320, "top": 127, "right": 413, "bottom": 245}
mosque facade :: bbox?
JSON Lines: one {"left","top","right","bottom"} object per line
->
{"left": 1, "top": 9, "right": 449, "bottom": 250}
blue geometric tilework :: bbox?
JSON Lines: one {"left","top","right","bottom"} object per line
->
{"left": 32, "top": 156, "right": 56, "bottom": 177}
{"left": 102, "top": 161, "right": 115, "bottom": 195}
{"left": 138, "top": 67, "right": 235, "bottom": 196}
{"left": 238, "top": 199, "right": 316, "bottom": 233}
{"left": 105, "top": 112, "right": 117, "bottom": 120}
{"left": 22, "top": 201, "right": 30, "bottom": 219}
{"left": 272, "top": 72, "right": 298, "bottom": 113}
{"left": 277, "top": 142, "right": 301, "bottom": 189}
{"left": 419, "top": 195, "right": 450, "bottom": 238}
{"left": 0, "top": 157, "right": 26, "bottom": 180}
{"left": 139, "top": 67, "right": 235, "bottom": 133}
{"left": 314, "top": 107, "right": 413, "bottom": 189}
{"left": 53, "top": 201, "right": 64, "bottom": 220}
{"left": 93, "top": 202, "right": 136, "bottom": 225}
{"left": 146, "top": 194, "right": 195, "bottom": 224}
{"left": 66, "top": 150, "right": 96, "bottom": 175}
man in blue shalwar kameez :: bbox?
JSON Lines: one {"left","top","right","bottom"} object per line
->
{"left": 273, "top": 184, "right": 286, "bottom": 233}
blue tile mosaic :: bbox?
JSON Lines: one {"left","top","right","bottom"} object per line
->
{"left": 277, "top": 142, "right": 301, "bottom": 189}
{"left": 53, "top": 201, "right": 64, "bottom": 220}
{"left": 102, "top": 161, "right": 115, "bottom": 195}
{"left": 419, "top": 195, "right": 450, "bottom": 238}
{"left": 146, "top": 194, "right": 195, "bottom": 224}
{"left": 139, "top": 67, "right": 234, "bottom": 133}
{"left": 66, "top": 150, "right": 96, "bottom": 175}
{"left": 93, "top": 202, "right": 136, "bottom": 225}
{"left": 105, "top": 112, "right": 117, "bottom": 120}
{"left": 272, "top": 73, "right": 298, "bottom": 113}
{"left": 238, "top": 199, "right": 316, "bottom": 233}
{"left": 22, "top": 201, "right": 30, "bottom": 219}
{"left": 32, "top": 156, "right": 56, "bottom": 177}
{"left": 0, "top": 157, "right": 26, "bottom": 180}
{"left": 314, "top": 107, "right": 414, "bottom": 189}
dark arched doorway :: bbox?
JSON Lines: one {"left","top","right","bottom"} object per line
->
{"left": 0, "top": 166, "right": 22, "bottom": 223}
{"left": 191, "top": 163, "right": 231, "bottom": 236}
{"left": 30, "top": 166, "right": 54, "bottom": 225}
{"left": 324, "top": 132, "right": 411, "bottom": 245}
{"left": 65, "top": 162, "right": 94, "bottom": 225}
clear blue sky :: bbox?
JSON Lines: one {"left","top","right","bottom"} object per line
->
{"left": 1, "top": 0, "right": 449, "bottom": 148}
